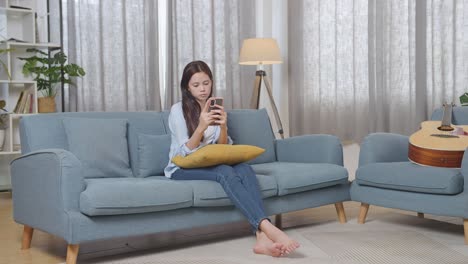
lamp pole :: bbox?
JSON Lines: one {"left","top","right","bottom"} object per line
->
{"left": 250, "top": 70, "right": 284, "bottom": 139}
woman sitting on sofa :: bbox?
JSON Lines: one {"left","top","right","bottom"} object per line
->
{"left": 164, "top": 60, "right": 300, "bottom": 257}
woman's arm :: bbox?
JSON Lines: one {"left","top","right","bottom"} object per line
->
{"left": 168, "top": 104, "right": 195, "bottom": 156}
{"left": 185, "top": 126, "right": 206, "bottom": 150}
{"left": 214, "top": 105, "right": 228, "bottom": 144}
{"left": 186, "top": 100, "right": 215, "bottom": 149}
{"left": 217, "top": 125, "right": 229, "bottom": 144}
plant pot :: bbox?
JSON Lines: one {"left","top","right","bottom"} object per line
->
{"left": 38, "top": 97, "right": 56, "bottom": 113}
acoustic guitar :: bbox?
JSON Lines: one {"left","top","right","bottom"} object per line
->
{"left": 409, "top": 103, "right": 468, "bottom": 168}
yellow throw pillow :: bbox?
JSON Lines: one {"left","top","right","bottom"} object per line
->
{"left": 172, "top": 144, "right": 265, "bottom": 169}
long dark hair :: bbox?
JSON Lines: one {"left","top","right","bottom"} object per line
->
{"left": 180, "top": 60, "right": 214, "bottom": 137}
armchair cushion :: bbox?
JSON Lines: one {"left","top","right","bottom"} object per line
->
{"left": 356, "top": 162, "right": 463, "bottom": 195}
{"left": 63, "top": 118, "right": 133, "bottom": 178}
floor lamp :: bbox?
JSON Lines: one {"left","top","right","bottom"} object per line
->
{"left": 239, "top": 38, "right": 285, "bottom": 139}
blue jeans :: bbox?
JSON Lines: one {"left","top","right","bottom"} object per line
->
{"left": 172, "top": 163, "right": 269, "bottom": 232}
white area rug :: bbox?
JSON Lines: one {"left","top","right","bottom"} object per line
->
{"left": 74, "top": 214, "right": 468, "bottom": 264}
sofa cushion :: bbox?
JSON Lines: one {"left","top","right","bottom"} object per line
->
{"left": 227, "top": 109, "right": 276, "bottom": 164}
{"left": 355, "top": 162, "right": 463, "bottom": 195}
{"left": 63, "top": 118, "right": 133, "bottom": 178}
{"left": 137, "top": 133, "right": 171, "bottom": 177}
{"left": 172, "top": 144, "right": 265, "bottom": 169}
{"left": 168, "top": 174, "right": 277, "bottom": 207}
{"left": 80, "top": 178, "right": 193, "bottom": 216}
{"left": 251, "top": 162, "right": 349, "bottom": 196}
{"left": 127, "top": 112, "right": 168, "bottom": 177}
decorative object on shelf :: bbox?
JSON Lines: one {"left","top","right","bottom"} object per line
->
{"left": 35, "top": 12, "right": 49, "bottom": 44}
{"left": 18, "top": 48, "right": 85, "bottom": 113}
{"left": 0, "top": 100, "right": 9, "bottom": 151}
{"left": 460, "top": 92, "right": 468, "bottom": 106}
{"left": 9, "top": 0, "right": 33, "bottom": 10}
{"left": 0, "top": 47, "right": 14, "bottom": 80}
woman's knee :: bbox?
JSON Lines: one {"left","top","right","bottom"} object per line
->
{"left": 234, "top": 163, "right": 256, "bottom": 176}
{"left": 214, "top": 164, "right": 236, "bottom": 180}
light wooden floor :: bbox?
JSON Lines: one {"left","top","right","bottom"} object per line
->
{"left": 0, "top": 191, "right": 463, "bottom": 264}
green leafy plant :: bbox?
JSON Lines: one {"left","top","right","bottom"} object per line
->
{"left": 18, "top": 48, "right": 86, "bottom": 97}
{"left": 460, "top": 92, "right": 468, "bottom": 106}
{"left": 0, "top": 100, "right": 9, "bottom": 129}
{"left": 0, "top": 48, "right": 14, "bottom": 80}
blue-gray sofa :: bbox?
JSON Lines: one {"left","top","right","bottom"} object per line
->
{"left": 11, "top": 109, "right": 350, "bottom": 264}
{"left": 350, "top": 106, "right": 468, "bottom": 244}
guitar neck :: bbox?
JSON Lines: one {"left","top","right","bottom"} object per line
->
{"left": 441, "top": 103, "right": 453, "bottom": 127}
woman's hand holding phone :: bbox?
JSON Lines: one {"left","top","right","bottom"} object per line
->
{"left": 208, "top": 97, "right": 225, "bottom": 126}
{"left": 199, "top": 101, "right": 214, "bottom": 130}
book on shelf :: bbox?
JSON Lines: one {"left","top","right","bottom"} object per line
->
{"left": 22, "top": 93, "right": 30, "bottom": 114}
{"left": 14, "top": 90, "right": 31, "bottom": 114}
{"left": 28, "top": 93, "right": 33, "bottom": 113}
{"left": 12, "top": 91, "right": 24, "bottom": 113}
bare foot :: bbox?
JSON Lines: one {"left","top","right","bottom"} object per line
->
{"left": 253, "top": 231, "right": 284, "bottom": 257}
{"left": 259, "top": 220, "right": 300, "bottom": 255}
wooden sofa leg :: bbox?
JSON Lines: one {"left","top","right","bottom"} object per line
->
{"left": 334, "top": 202, "right": 347, "bottom": 223}
{"left": 464, "top": 219, "right": 468, "bottom": 245}
{"left": 275, "top": 214, "right": 282, "bottom": 229}
{"left": 417, "top": 212, "right": 424, "bottom": 218}
{"left": 358, "top": 203, "right": 370, "bottom": 224}
{"left": 21, "top": 225, "right": 34, "bottom": 249}
{"left": 66, "top": 244, "right": 79, "bottom": 264}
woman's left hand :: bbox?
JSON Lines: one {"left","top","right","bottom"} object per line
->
{"left": 212, "top": 105, "right": 227, "bottom": 127}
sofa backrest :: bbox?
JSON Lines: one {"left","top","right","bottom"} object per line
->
{"left": 431, "top": 106, "right": 468, "bottom": 125}
{"left": 227, "top": 108, "right": 276, "bottom": 164}
{"left": 20, "top": 111, "right": 169, "bottom": 177}
{"left": 19, "top": 108, "right": 276, "bottom": 176}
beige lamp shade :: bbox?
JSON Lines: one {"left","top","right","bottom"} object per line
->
{"left": 239, "top": 38, "right": 282, "bottom": 65}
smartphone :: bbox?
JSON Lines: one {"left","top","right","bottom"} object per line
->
{"left": 209, "top": 98, "right": 223, "bottom": 112}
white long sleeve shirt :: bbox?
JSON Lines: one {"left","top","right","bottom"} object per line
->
{"left": 164, "top": 102, "right": 233, "bottom": 178}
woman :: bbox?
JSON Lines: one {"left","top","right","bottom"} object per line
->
{"left": 164, "top": 60, "right": 300, "bottom": 257}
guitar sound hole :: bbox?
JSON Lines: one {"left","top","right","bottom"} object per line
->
{"left": 438, "top": 125, "right": 454, "bottom": 131}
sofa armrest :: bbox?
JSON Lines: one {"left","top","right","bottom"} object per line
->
{"left": 10, "top": 149, "right": 84, "bottom": 237}
{"left": 359, "top": 133, "right": 409, "bottom": 167}
{"left": 276, "top": 134, "right": 343, "bottom": 165}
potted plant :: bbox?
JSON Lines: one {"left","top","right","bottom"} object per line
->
{"left": 18, "top": 48, "right": 85, "bottom": 113}
{"left": 0, "top": 100, "right": 9, "bottom": 151}
{"left": 460, "top": 92, "right": 468, "bottom": 106}
{"left": 0, "top": 48, "right": 14, "bottom": 80}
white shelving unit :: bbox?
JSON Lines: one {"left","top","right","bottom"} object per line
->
{"left": 0, "top": 0, "right": 60, "bottom": 190}
{"left": 0, "top": 80, "right": 37, "bottom": 154}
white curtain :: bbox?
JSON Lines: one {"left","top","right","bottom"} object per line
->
{"left": 426, "top": 0, "right": 468, "bottom": 113}
{"left": 63, "top": 0, "right": 160, "bottom": 112}
{"left": 368, "top": 0, "right": 419, "bottom": 136}
{"left": 289, "top": 0, "right": 467, "bottom": 141}
{"left": 166, "top": 0, "right": 255, "bottom": 110}
{"left": 289, "top": 0, "right": 369, "bottom": 140}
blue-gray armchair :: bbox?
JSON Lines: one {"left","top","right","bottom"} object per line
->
{"left": 350, "top": 106, "right": 468, "bottom": 244}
